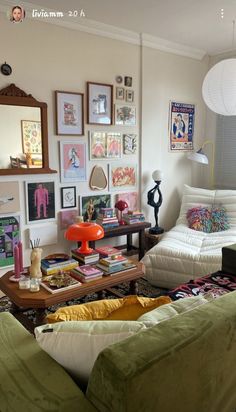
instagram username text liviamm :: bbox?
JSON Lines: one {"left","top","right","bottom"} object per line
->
{"left": 32, "top": 9, "right": 85, "bottom": 18}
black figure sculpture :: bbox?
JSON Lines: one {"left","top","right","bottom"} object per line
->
{"left": 147, "top": 170, "right": 164, "bottom": 234}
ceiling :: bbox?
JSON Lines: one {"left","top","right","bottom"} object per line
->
{"left": 12, "top": 0, "right": 236, "bottom": 55}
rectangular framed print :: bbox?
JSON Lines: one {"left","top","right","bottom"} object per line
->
{"left": 115, "top": 104, "right": 136, "bottom": 126}
{"left": 21, "top": 120, "right": 42, "bottom": 154}
{"left": 60, "top": 141, "right": 87, "bottom": 183}
{"left": 0, "top": 215, "right": 20, "bottom": 268}
{"left": 109, "top": 164, "right": 137, "bottom": 190}
{"left": 87, "top": 82, "right": 113, "bottom": 125}
{"left": 80, "top": 193, "right": 111, "bottom": 221}
{"left": 61, "top": 186, "right": 76, "bottom": 209}
{"left": 25, "top": 181, "right": 55, "bottom": 224}
{"left": 169, "top": 101, "right": 195, "bottom": 151}
{"left": 55, "top": 90, "right": 84, "bottom": 135}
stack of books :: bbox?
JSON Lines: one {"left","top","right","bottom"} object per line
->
{"left": 41, "top": 257, "right": 78, "bottom": 275}
{"left": 96, "top": 208, "right": 119, "bottom": 229}
{"left": 96, "top": 255, "right": 136, "bottom": 275}
{"left": 95, "top": 244, "right": 122, "bottom": 258}
{"left": 122, "top": 211, "right": 145, "bottom": 224}
{"left": 71, "top": 248, "right": 99, "bottom": 265}
{"left": 71, "top": 265, "right": 103, "bottom": 283}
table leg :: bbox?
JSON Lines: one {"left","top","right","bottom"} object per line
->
{"left": 35, "top": 308, "right": 47, "bottom": 326}
{"left": 129, "top": 280, "right": 138, "bottom": 295}
{"left": 97, "top": 290, "right": 106, "bottom": 300}
{"left": 127, "top": 233, "right": 133, "bottom": 252}
{"left": 139, "top": 229, "right": 145, "bottom": 260}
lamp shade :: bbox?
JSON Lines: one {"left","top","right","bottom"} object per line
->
{"left": 202, "top": 59, "right": 236, "bottom": 116}
{"left": 152, "top": 170, "right": 163, "bottom": 182}
{"left": 64, "top": 222, "right": 104, "bottom": 254}
{"left": 187, "top": 149, "right": 208, "bottom": 165}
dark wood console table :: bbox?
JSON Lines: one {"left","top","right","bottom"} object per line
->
{"left": 90, "top": 222, "right": 151, "bottom": 260}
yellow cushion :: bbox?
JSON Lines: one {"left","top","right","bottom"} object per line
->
{"left": 46, "top": 295, "right": 172, "bottom": 323}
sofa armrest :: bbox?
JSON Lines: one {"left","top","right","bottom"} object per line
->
{"left": 87, "top": 291, "right": 236, "bottom": 412}
{"left": 0, "top": 312, "right": 97, "bottom": 412}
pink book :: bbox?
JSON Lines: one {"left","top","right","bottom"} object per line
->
{"left": 95, "top": 245, "right": 121, "bottom": 256}
{"left": 74, "top": 265, "right": 103, "bottom": 276}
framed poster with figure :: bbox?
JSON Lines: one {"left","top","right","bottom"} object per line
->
{"left": 169, "top": 101, "right": 195, "bottom": 151}
{"left": 87, "top": 82, "right": 113, "bottom": 125}
{"left": 25, "top": 181, "right": 55, "bottom": 224}
{"left": 60, "top": 141, "right": 87, "bottom": 183}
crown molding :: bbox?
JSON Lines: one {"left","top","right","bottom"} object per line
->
{"left": 0, "top": 0, "right": 206, "bottom": 60}
{"left": 141, "top": 34, "right": 206, "bottom": 60}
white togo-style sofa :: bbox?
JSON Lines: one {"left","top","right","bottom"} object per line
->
{"left": 142, "top": 185, "right": 236, "bottom": 289}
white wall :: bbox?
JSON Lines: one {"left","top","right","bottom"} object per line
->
{"left": 0, "top": 12, "right": 209, "bottom": 276}
{"left": 141, "top": 47, "right": 209, "bottom": 230}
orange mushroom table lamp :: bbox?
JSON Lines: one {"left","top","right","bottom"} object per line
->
{"left": 64, "top": 221, "right": 104, "bottom": 254}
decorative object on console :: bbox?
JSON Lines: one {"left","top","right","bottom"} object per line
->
{"left": 115, "top": 200, "right": 128, "bottom": 225}
{"left": 65, "top": 221, "right": 104, "bottom": 255}
{"left": 89, "top": 165, "right": 107, "bottom": 190}
{"left": 55, "top": 90, "right": 84, "bottom": 136}
{"left": 169, "top": 101, "right": 195, "bottom": 151}
{"left": 116, "top": 192, "right": 138, "bottom": 213}
{"left": 187, "top": 139, "right": 215, "bottom": 188}
{"left": 147, "top": 170, "right": 164, "bottom": 235}
{"left": 87, "top": 82, "right": 113, "bottom": 125}
{"left": 29, "top": 244, "right": 42, "bottom": 279}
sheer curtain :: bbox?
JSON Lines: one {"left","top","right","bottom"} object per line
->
{"left": 215, "top": 115, "right": 236, "bottom": 189}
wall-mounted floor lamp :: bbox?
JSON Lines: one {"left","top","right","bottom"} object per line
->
{"left": 187, "top": 140, "right": 215, "bottom": 188}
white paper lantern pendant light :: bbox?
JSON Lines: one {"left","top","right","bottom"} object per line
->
{"left": 202, "top": 21, "right": 236, "bottom": 116}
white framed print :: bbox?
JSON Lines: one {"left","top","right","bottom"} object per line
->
{"left": 61, "top": 186, "right": 76, "bottom": 209}
{"left": 109, "top": 163, "right": 137, "bottom": 190}
{"left": 60, "top": 141, "right": 87, "bottom": 183}
{"left": 55, "top": 90, "right": 84, "bottom": 135}
{"left": 115, "top": 104, "right": 136, "bottom": 126}
{"left": 87, "top": 82, "right": 113, "bottom": 125}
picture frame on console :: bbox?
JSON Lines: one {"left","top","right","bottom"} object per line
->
{"left": 55, "top": 90, "right": 84, "bottom": 136}
{"left": 87, "top": 82, "right": 113, "bottom": 125}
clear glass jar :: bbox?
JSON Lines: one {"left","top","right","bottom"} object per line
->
{"left": 30, "top": 278, "right": 40, "bottom": 292}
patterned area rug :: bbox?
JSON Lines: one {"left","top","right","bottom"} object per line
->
{"left": 0, "top": 278, "right": 168, "bottom": 329}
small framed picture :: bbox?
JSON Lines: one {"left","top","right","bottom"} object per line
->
{"left": 123, "top": 134, "right": 137, "bottom": 154}
{"left": 124, "top": 76, "right": 132, "bottom": 87}
{"left": 60, "top": 141, "right": 87, "bottom": 183}
{"left": 55, "top": 91, "right": 84, "bottom": 135}
{"left": 61, "top": 186, "right": 76, "bottom": 209}
{"left": 116, "top": 87, "right": 124, "bottom": 100}
{"left": 109, "top": 163, "right": 137, "bottom": 190}
{"left": 80, "top": 193, "right": 112, "bottom": 222}
{"left": 25, "top": 181, "right": 55, "bottom": 224}
{"left": 126, "top": 89, "right": 134, "bottom": 103}
{"left": 115, "top": 104, "right": 136, "bottom": 126}
{"left": 87, "top": 82, "right": 113, "bottom": 125}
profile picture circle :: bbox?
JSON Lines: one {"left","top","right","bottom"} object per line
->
{"left": 9, "top": 5, "right": 25, "bottom": 23}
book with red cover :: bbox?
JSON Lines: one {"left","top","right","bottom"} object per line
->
{"left": 95, "top": 245, "right": 122, "bottom": 257}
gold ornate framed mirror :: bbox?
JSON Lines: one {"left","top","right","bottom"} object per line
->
{"left": 0, "top": 83, "right": 56, "bottom": 175}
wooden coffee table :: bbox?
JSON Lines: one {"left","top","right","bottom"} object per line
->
{"left": 0, "top": 262, "right": 144, "bottom": 333}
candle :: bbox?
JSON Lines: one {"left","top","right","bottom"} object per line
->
{"left": 19, "top": 276, "right": 30, "bottom": 290}
{"left": 18, "top": 241, "right": 23, "bottom": 272}
{"left": 14, "top": 245, "right": 20, "bottom": 279}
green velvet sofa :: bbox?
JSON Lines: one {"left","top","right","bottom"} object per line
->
{"left": 1, "top": 290, "right": 236, "bottom": 412}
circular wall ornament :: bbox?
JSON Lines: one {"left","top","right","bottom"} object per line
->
{"left": 1, "top": 62, "right": 12, "bottom": 76}
{"left": 116, "top": 75, "right": 123, "bottom": 84}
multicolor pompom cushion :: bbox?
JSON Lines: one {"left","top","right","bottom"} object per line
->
{"left": 187, "top": 206, "right": 230, "bottom": 233}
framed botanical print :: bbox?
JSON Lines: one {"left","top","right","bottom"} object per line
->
{"left": 60, "top": 141, "right": 87, "bottom": 183}
{"left": 21, "top": 120, "right": 42, "bottom": 154}
{"left": 87, "top": 82, "right": 113, "bottom": 125}
{"left": 55, "top": 90, "right": 84, "bottom": 135}
{"left": 61, "top": 186, "right": 76, "bottom": 208}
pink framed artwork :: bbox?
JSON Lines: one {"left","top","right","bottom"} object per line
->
{"left": 109, "top": 164, "right": 137, "bottom": 190}
{"left": 116, "top": 192, "right": 138, "bottom": 212}
{"left": 60, "top": 141, "right": 86, "bottom": 183}
{"left": 59, "top": 210, "right": 78, "bottom": 230}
